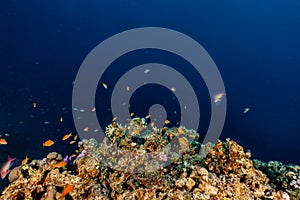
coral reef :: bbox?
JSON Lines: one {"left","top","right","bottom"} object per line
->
{"left": 0, "top": 118, "right": 299, "bottom": 200}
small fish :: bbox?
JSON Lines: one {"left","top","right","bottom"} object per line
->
{"left": 83, "top": 127, "right": 89, "bottom": 132}
{"left": 52, "top": 161, "right": 67, "bottom": 169}
{"left": 4, "top": 133, "right": 9, "bottom": 137}
{"left": 69, "top": 140, "right": 76, "bottom": 144}
{"left": 144, "top": 69, "right": 150, "bottom": 74}
{"left": 33, "top": 102, "right": 37, "bottom": 108}
{"left": 21, "top": 156, "right": 29, "bottom": 165}
{"left": 112, "top": 116, "right": 118, "bottom": 121}
{"left": 92, "top": 107, "right": 96, "bottom": 112}
{"left": 102, "top": 82, "right": 108, "bottom": 89}
{"left": 62, "top": 133, "right": 72, "bottom": 141}
{"left": 59, "top": 116, "right": 63, "bottom": 123}
{"left": 244, "top": 107, "right": 250, "bottom": 114}
{"left": 213, "top": 91, "right": 225, "bottom": 104}
{"left": 165, "top": 119, "right": 170, "bottom": 124}
{"left": 1, "top": 156, "right": 16, "bottom": 179}
{"left": 43, "top": 139, "right": 54, "bottom": 147}
{"left": 145, "top": 114, "right": 151, "bottom": 119}
{"left": 0, "top": 138, "right": 7, "bottom": 145}
{"left": 44, "top": 121, "right": 50, "bottom": 125}
{"left": 126, "top": 85, "right": 130, "bottom": 91}
{"left": 130, "top": 112, "right": 134, "bottom": 117}
{"left": 73, "top": 135, "right": 78, "bottom": 141}
{"left": 58, "top": 185, "right": 74, "bottom": 200}
{"left": 171, "top": 87, "right": 176, "bottom": 92}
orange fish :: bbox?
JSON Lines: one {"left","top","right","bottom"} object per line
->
{"left": 62, "top": 133, "right": 72, "bottom": 141}
{"left": 21, "top": 156, "right": 29, "bottom": 165}
{"left": 52, "top": 161, "right": 67, "bottom": 169}
{"left": 43, "top": 139, "right": 54, "bottom": 147}
{"left": 0, "top": 138, "right": 7, "bottom": 145}
{"left": 58, "top": 185, "right": 74, "bottom": 200}
{"left": 213, "top": 91, "right": 225, "bottom": 104}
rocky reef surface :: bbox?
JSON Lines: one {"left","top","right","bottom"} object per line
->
{"left": 0, "top": 118, "right": 299, "bottom": 200}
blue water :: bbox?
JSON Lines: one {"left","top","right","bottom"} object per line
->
{"left": 0, "top": 0, "right": 300, "bottom": 191}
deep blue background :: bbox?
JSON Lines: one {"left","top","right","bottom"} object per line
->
{"left": 0, "top": 0, "right": 300, "bottom": 191}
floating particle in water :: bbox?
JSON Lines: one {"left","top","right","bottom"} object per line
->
{"left": 92, "top": 107, "right": 96, "bottom": 112}
{"left": 60, "top": 116, "right": 63, "bottom": 123}
{"left": 243, "top": 107, "right": 250, "bottom": 114}
{"left": 130, "top": 112, "right": 134, "bottom": 117}
{"left": 112, "top": 116, "right": 118, "bottom": 121}
{"left": 102, "top": 82, "right": 108, "bottom": 89}
{"left": 126, "top": 85, "right": 130, "bottom": 91}
{"left": 19, "top": 121, "right": 25, "bottom": 124}
{"left": 83, "top": 127, "right": 89, "bottom": 132}
{"left": 44, "top": 121, "right": 50, "bottom": 125}
{"left": 171, "top": 87, "right": 176, "bottom": 92}
{"left": 144, "top": 69, "right": 150, "bottom": 74}
{"left": 33, "top": 102, "right": 37, "bottom": 108}
{"left": 80, "top": 109, "right": 85, "bottom": 112}
{"left": 145, "top": 114, "right": 151, "bottom": 119}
